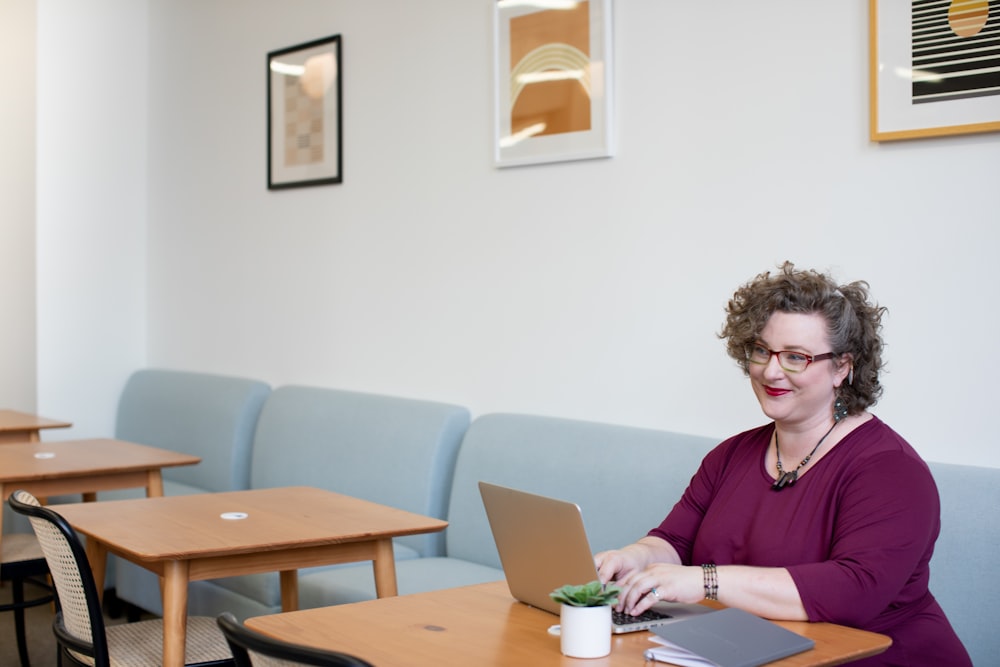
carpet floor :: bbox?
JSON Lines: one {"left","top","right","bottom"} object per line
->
{"left": 0, "top": 581, "right": 151, "bottom": 667}
{"left": 0, "top": 577, "right": 59, "bottom": 667}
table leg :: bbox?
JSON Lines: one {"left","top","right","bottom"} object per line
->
{"left": 83, "top": 540, "right": 108, "bottom": 603}
{"left": 0, "top": 429, "right": 39, "bottom": 444}
{"left": 371, "top": 538, "right": 399, "bottom": 598}
{"left": 161, "top": 559, "right": 190, "bottom": 667}
{"left": 146, "top": 470, "right": 164, "bottom": 497}
{"left": 0, "top": 484, "right": 5, "bottom": 557}
{"left": 279, "top": 570, "right": 299, "bottom": 611}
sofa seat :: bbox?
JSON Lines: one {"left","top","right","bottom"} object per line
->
{"left": 85, "top": 368, "right": 996, "bottom": 664}
{"left": 297, "top": 412, "right": 717, "bottom": 610}
{"left": 108, "top": 368, "right": 270, "bottom": 611}
{"left": 299, "top": 557, "right": 505, "bottom": 607}
{"left": 166, "top": 384, "right": 470, "bottom": 619}
{"left": 927, "top": 461, "right": 1000, "bottom": 667}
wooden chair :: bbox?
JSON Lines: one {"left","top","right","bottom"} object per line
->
{"left": 1, "top": 531, "right": 55, "bottom": 667}
{"left": 216, "top": 612, "right": 374, "bottom": 667}
{"left": 8, "top": 489, "right": 233, "bottom": 667}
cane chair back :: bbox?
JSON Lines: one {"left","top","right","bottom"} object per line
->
{"left": 8, "top": 489, "right": 232, "bottom": 667}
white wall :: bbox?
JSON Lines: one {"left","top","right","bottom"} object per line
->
{"left": 35, "top": 0, "right": 148, "bottom": 437}
{"left": 0, "top": 0, "right": 37, "bottom": 410}
{"left": 36, "top": 1, "right": 1000, "bottom": 467}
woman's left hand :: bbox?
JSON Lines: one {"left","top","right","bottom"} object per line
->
{"left": 612, "top": 563, "right": 704, "bottom": 615}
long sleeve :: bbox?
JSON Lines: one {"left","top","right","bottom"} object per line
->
{"left": 645, "top": 418, "right": 970, "bottom": 665}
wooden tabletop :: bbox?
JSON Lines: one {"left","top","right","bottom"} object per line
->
{"left": 0, "top": 409, "right": 72, "bottom": 443}
{"left": 56, "top": 486, "right": 449, "bottom": 667}
{"left": 0, "top": 438, "right": 202, "bottom": 571}
{"left": 54, "top": 486, "right": 448, "bottom": 562}
{"left": 0, "top": 438, "right": 200, "bottom": 490}
{"left": 245, "top": 581, "right": 891, "bottom": 667}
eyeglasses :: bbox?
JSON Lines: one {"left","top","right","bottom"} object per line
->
{"left": 747, "top": 344, "right": 835, "bottom": 373}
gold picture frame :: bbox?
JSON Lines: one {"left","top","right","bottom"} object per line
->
{"left": 493, "top": 0, "right": 614, "bottom": 167}
{"left": 869, "top": 0, "right": 1000, "bottom": 142}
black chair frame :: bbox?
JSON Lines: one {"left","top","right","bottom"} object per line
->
{"left": 10, "top": 491, "right": 119, "bottom": 666}
{"left": 9, "top": 491, "right": 231, "bottom": 667}
{"left": 217, "top": 612, "right": 374, "bottom": 667}
{"left": 1, "top": 542, "right": 55, "bottom": 667}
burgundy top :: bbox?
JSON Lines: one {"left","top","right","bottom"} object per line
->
{"left": 649, "top": 417, "right": 971, "bottom": 666}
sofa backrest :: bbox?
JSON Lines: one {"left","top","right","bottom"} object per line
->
{"left": 115, "top": 369, "right": 270, "bottom": 493}
{"left": 249, "top": 385, "right": 470, "bottom": 557}
{"left": 444, "top": 413, "right": 718, "bottom": 568}
{"left": 927, "top": 461, "right": 1000, "bottom": 667}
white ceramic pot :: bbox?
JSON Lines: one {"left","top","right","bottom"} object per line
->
{"left": 559, "top": 603, "right": 612, "bottom": 658}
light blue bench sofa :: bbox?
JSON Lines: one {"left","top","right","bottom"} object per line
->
{"left": 85, "top": 369, "right": 996, "bottom": 666}
{"left": 113, "top": 369, "right": 271, "bottom": 496}
{"left": 925, "top": 462, "right": 999, "bottom": 667}
{"left": 105, "top": 369, "right": 270, "bottom": 605}
{"left": 115, "top": 383, "right": 470, "bottom": 619}
{"left": 294, "top": 417, "right": 997, "bottom": 667}
{"left": 2, "top": 368, "right": 270, "bottom": 535}
{"left": 296, "top": 412, "right": 718, "bottom": 607}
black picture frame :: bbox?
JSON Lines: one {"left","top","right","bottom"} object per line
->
{"left": 267, "top": 34, "right": 343, "bottom": 189}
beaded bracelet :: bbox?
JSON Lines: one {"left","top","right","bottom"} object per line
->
{"left": 701, "top": 563, "right": 718, "bottom": 600}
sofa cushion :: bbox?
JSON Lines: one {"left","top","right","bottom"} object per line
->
{"left": 115, "top": 368, "right": 270, "bottom": 492}
{"left": 249, "top": 385, "right": 469, "bottom": 558}
{"left": 177, "top": 385, "right": 470, "bottom": 618}
{"left": 298, "top": 557, "right": 505, "bottom": 608}
{"left": 109, "top": 368, "right": 270, "bottom": 612}
{"left": 298, "top": 412, "right": 717, "bottom": 610}
{"left": 444, "top": 413, "right": 718, "bottom": 567}
{"left": 927, "top": 461, "right": 1000, "bottom": 667}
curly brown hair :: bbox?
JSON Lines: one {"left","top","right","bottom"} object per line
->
{"left": 719, "top": 262, "right": 887, "bottom": 415}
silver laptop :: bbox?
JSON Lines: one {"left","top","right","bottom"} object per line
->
{"left": 478, "top": 481, "right": 712, "bottom": 633}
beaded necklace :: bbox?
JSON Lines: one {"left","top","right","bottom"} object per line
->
{"left": 771, "top": 421, "right": 839, "bottom": 491}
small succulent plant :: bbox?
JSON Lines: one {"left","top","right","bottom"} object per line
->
{"left": 550, "top": 580, "right": 621, "bottom": 607}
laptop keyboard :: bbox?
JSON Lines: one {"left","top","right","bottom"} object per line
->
{"left": 612, "top": 608, "right": 672, "bottom": 626}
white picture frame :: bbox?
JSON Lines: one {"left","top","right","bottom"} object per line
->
{"left": 493, "top": 0, "right": 614, "bottom": 167}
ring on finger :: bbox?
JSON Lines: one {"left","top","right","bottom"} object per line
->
{"left": 649, "top": 587, "right": 660, "bottom": 600}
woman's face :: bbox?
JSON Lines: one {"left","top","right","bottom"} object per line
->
{"left": 749, "top": 311, "right": 848, "bottom": 429}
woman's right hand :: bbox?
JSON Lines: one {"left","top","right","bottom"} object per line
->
{"left": 594, "top": 537, "right": 673, "bottom": 586}
{"left": 594, "top": 548, "right": 640, "bottom": 586}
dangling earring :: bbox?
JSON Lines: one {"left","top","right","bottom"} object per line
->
{"left": 834, "top": 397, "right": 848, "bottom": 422}
{"left": 847, "top": 366, "right": 854, "bottom": 386}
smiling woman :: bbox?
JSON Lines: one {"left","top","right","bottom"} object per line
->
{"left": 747, "top": 311, "right": 851, "bottom": 490}
{"left": 593, "top": 262, "right": 973, "bottom": 667}
{"left": 721, "top": 262, "right": 886, "bottom": 417}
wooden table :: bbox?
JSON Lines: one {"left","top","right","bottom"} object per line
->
{"left": 245, "top": 581, "right": 891, "bottom": 667}
{"left": 55, "top": 486, "right": 448, "bottom": 667}
{"left": 0, "top": 409, "right": 72, "bottom": 444}
{"left": 0, "top": 438, "right": 200, "bottom": 555}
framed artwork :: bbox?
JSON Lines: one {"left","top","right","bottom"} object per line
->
{"left": 267, "top": 35, "right": 343, "bottom": 189}
{"left": 493, "top": 0, "right": 614, "bottom": 167}
{"left": 869, "top": 0, "right": 1000, "bottom": 141}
